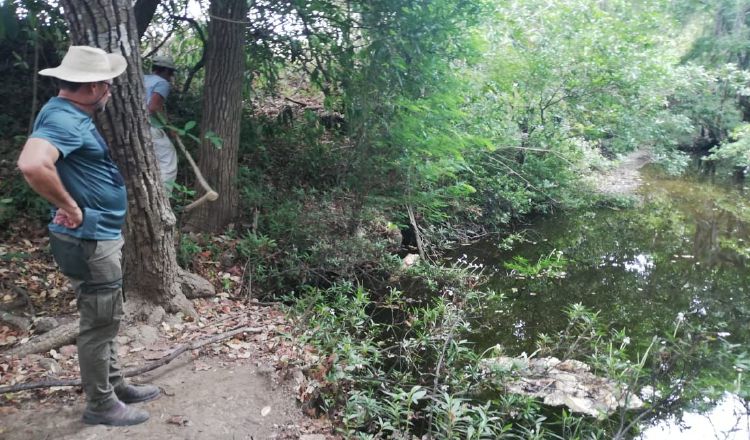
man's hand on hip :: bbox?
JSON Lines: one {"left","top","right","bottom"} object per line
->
{"left": 53, "top": 205, "right": 83, "bottom": 229}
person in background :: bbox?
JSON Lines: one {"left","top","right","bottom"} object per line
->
{"left": 144, "top": 55, "right": 178, "bottom": 193}
{"left": 17, "top": 45, "right": 160, "bottom": 426}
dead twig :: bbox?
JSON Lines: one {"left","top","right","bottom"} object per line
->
{"left": 0, "top": 326, "right": 263, "bottom": 394}
{"left": 407, "top": 204, "right": 426, "bottom": 260}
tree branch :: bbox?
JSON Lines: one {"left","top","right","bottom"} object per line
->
{"left": 171, "top": 14, "right": 207, "bottom": 93}
{"left": 0, "top": 326, "right": 263, "bottom": 394}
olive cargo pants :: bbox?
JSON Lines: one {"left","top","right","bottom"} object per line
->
{"left": 50, "top": 232, "right": 125, "bottom": 410}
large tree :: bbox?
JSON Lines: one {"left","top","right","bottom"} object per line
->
{"left": 185, "top": 0, "right": 247, "bottom": 232}
{"left": 59, "top": 0, "right": 213, "bottom": 319}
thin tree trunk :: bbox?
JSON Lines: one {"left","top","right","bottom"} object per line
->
{"left": 58, "top": 0, "right": 212, "bottom": 314}
{"left": 186, "top": 0, "right": 246, "bottom": 232}
{"left": 27, "top": 24, "right": 39, "bottom": 135}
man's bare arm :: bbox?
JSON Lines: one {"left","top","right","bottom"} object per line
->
{"left": 148, "top": 92, "right": 165, "bottom": 115}
{"left": 17, "top": 138, "right": 82, "bottom": 228}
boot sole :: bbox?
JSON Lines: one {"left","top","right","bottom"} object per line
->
{"left": 82, "top": 412, "right": 150, "bottom": 426}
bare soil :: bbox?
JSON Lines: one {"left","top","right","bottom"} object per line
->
{"left": 2, "top": 355, "right": 325, "bottom": 440}
{"left": 0, "top": 227, "right": 337, "bottom": 440}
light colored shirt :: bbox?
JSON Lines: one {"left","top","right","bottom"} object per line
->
{"left": 144, "top": 74, "right": 170, "bottom": 107}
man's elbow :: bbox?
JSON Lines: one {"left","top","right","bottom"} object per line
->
{"left": 17, "top": 155, "right": 48, "bottom": 180}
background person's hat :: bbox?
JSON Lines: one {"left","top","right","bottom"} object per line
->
{"left": 39, "top": 46, "right": 127, "bottom": 83}
{"left": 151, "top": 55, "right": 177, "bottom": 70}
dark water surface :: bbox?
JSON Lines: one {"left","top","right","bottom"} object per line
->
{"left": 452, "top": 163, "right": 750, "bottom": 437}
{"left": 460, "top": 165, "right": 750, "bottom": 354}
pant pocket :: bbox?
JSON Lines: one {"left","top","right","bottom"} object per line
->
{"left": 95, "top": 291, "right": 115, "bottom": 326}
{"left": 50, "top": 233, "right": 91, "bottom": 281}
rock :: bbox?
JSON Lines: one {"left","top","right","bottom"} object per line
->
{"left": 220, "top": 250, "right": 237, "bottom": 268}
{"left": 146, "top": 306, "right": 166, "bottom": 327}
{"left": 116, "top": 335, "right": 131, "bottom": 345}
{"left": 22, "top": 354, "right": 45, "bottom": 366}
{"left": 38, "top": 358, "right": 60, "bottom": 374}
{"left": 138, "top": 325, "right": 160, "bottom": 345}
{"left": 482, "top": 356, "right": 643, "bottom": 418}
{"left": 402, "top": 253, "right": 420, "bottom": 268}
{"left": 300, "top": 435, "right": 327, "bottom": 440}
{"left": 34, "top": 317, "right": 59, "bottom": 334}
{"left": 59, "top": 345, "right": 77, "bottom": 358}
{"left": 124, "top": 324, "right": 159, "bottom": 346}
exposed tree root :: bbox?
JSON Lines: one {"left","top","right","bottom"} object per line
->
{"left": 0, "top": 326, "right": 262, "bottom": 394}
{"left": 0, "top": 312, "right": 32, "bottom": 333}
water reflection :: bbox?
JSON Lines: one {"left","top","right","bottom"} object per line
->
{"left": 453, "top": 164, "right": 750, "bottom": 436}
{"left": 623, "top": 253, "right": 654, "bottom": 275}
{"left": 641, "top": 394, "right": 750, "bottom": 439}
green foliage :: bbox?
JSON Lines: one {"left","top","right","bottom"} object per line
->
{"left": 177, "top": 233, "right": 202, "bottom": 269}
{"left": 504, "top": 250, "right": 568, "bottom": 279}
{"left": 289, "top": 279, "right": 516, "bottom": 439}
{"left": 290, "top": 268, "right": 750, "bottom": 438}
{"left": 707, "top": 122, "right": 750, "bottom": 168}
{"left": 0, "top": 173, "right": 49, "bottom": 231}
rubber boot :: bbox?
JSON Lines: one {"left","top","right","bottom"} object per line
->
{"left": 82, "top": 401, "right": 149, "bottom": 426}
{"left": 115, "top": 383, "right": 160, "bottom": 404}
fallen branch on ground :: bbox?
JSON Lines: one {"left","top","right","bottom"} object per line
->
{"left": 4, "top": 320, "right": 78, "bottom": 358}
{"left": 0, "top": 312, "right": 31, "bottom": 333}
{"left": 0, "top": 326, "right": 263, "bottom": 394}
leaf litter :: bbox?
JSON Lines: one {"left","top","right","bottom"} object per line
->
{"left": 0, "top": 227, "right": 338, "bottom": 439}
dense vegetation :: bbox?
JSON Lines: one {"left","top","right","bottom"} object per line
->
{"left": 2, "top": 0, "right": 750, "bottom": 437}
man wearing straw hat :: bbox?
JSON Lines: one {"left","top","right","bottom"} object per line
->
{"left": 17, "top": 46, "right": 159, "bottom": 426}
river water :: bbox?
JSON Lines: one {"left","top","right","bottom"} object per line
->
{"left": 454, "top": 163, "right": 750, "bottom": 437}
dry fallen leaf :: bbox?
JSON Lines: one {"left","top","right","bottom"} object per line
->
{"left": 167, "top": 415, "right": 191, "bottom": 426}
{"left": 194, "top": 361, "right": 211, "bottom": 371}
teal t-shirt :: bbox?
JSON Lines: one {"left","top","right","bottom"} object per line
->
{"left": 30, "top": 97, "right": 127, "bottom": 240}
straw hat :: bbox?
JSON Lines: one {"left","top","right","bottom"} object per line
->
{"left": 39, "top": 46, "right": 127, "bottom": 83}
{"left": 152, "top": 55, "right": 177, "bottom": 70}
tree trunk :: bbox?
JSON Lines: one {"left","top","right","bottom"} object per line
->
{"left": 134, "top": 0, "right": 161, "bottom": 39}
{"left": 59, "top": 0, "right": 212, "bottom": 317}
{"left": 186, "top": 0, "right": 247, "bottom": 232}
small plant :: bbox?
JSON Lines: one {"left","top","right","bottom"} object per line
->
{"left": 497, "top": 232, "right": 528, "bottom": 251}
{"left": 504, "top": 249, "right": 568, "bottom": 279}
{"left": 177, "top": 234, "right": 202, "bottom": 269}
{"left": 170, "top": 182, "right": 196, "bottom": 209}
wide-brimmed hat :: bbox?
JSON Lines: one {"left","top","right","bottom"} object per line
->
{"left": 152, "top": 55, "right": 177, "bottom": 70}
{"left": 39, "top": 45, "right": 127, "bottom": 83}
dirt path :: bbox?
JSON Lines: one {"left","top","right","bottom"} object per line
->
{"left": 1, "top": 297, "right": 335, "bottom": 440}
{"left": 0, "top": 224, "right": 339, "bottom": 440}
{"left": 2, "top": 355, "right": 325, "bottom": 440}
{"left": 592, "top": 149, "right": 652, "bottom": 196}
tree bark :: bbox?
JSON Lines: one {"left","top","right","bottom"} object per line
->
{"left": 186, "top": 0, "right": 247, "bottom": 232}
{"left": 59, "top": 0, "right": 212, "bottom": 315}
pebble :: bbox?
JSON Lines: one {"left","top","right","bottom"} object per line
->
{"left": 34, "top": 317, "right": 58, "bottom": 334}
{"left": 38, "top": 358, "right": 60, "bottom": 374}
{"left": 59, "top": 345, "right": 77, "bottom": 357}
